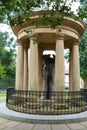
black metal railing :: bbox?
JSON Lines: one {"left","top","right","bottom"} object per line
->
{"left": 6, "top": 88, "right": 87, "bottom": 115}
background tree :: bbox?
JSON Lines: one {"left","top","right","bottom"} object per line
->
{"left": 0, "top": 0, "right": 87, "bottom": 28}
{"left": 0, "top": 31, "right": 16, "bottom": 79}
{"left": 77, "top": 0, "right": 87, "bottom": 20}
{"left": 79, "top": 29, "right": 87, "bottom": 88}
{"left": 64, "top": 29, "right": 87, "bottom": 89}
{"left": 78, "top": 0, "right": 87, "bottom": 88}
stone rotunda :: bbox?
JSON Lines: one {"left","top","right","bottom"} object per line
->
{"left": 13, "top": 12, "right": 85, "bottom": 93}
{"left": 6, "top": 11, "right": 87, "bottom": 115}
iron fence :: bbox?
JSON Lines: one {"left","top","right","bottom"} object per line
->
{"left": 6, "top": 88, "right": 87, "bottom": 115}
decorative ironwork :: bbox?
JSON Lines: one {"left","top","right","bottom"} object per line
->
{"left": 6, "top": 88, "right": 87, "bottom": 115}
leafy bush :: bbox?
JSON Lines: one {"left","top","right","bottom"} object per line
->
{"left": 0, "top": 79, "right": 15, "bottom": 90}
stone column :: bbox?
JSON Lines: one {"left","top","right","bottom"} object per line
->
{"left": 38, "top": 49, "right": 43, "bottom": 91}
{"left": 69, "top": 48, "right": 73, "bottom": 91}
{"left": 55, "top": 34, "right": 65, "bottom": 91}
{"left": 23, "top": 43, "right": 28, "bottom": 90}
{"left": 72, "top": 42, "right": 80, "bottom": 91}
{"left": 16, "top": 40, "right": 24, "bottom": 90}
{"left": 29, "top": 36, "right": 39, "bottom": 91}
{"left": 28, "top": 49, "right": 30, "bottom": 90}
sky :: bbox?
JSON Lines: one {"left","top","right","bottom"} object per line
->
{"left": 0, "top": 24, "right": 16, "bottom": 39}
{"left": 71, "top": 1, "right": 80, "bottom": 13}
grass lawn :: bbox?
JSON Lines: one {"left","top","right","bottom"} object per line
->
{"left": 0, "top": 93, "right": 6, "bottom": 97}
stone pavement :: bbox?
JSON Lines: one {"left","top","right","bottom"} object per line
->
{"left": 1, "top": 102, "right": 87, "bottom": 129}
{"left": 0, "top": 116, "right": 87, "bottom": 130}
{"left": 1, "top": 102, "right": 87, "bottom": 124}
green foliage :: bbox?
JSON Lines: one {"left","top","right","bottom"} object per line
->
{"left": 65, "top": 30, "right": 87, "bottom": 80}
{"left": 79, "top": 29, "right": 87, "bottom": 79}
{"left": 0, "top": 0, "right": 87, "bottom": 28}
{"left": 0, "top": 31, "right": 16, "bottom": 79}
{"left": 64, "top": 1, "right": 87, "bottom": 80}
{"left": 77, "top": 0, "right": 87, "bottom": 20}
{"left": 0, "top": 64, "right": 6, "bottom": 78}
{"left": 0, "top": 79, "right": 15, "bottom": 89}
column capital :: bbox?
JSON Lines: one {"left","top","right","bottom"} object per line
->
{"left": 29, "top": 33, "right": 38, "bottom": 40}
{"left": 73, "top": 39, "right": 80, "bottom": 45}
{"left": 73, "top": 42, "right": 79, "bottom": 46}
{"left": 17, "top": 39, "right": 29, "bottom": 49}
{"left": 30, "top": 33, "right": 39, "bottom": 45}
{"left": 73, "top": 43, "right": 79, "bottom": 46}
{"left": 17, "top": 39, "right": 23, "bottom": 45}
{"left": 56, "top": 33, "right": 64, "bottom": 40}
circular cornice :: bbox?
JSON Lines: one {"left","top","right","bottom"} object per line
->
{"left": 12, "top": 11, "right": 86, "bottom": 38}
{"left": 17, "top": 26, "right": 80, "bottom": 41}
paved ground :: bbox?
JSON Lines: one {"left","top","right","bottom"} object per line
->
{"left": 1, "top": 102, "right": 87, "bottom": 124}
{"left": 1, "top": 102, "right": 87, "bottom": 129}
{"left": 1, "top": 116, "right": 87, "bottom": 130}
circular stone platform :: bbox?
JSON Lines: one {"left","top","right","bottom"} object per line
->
{"left": 0, "top": 102, "right": 87, "bottom": 124}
